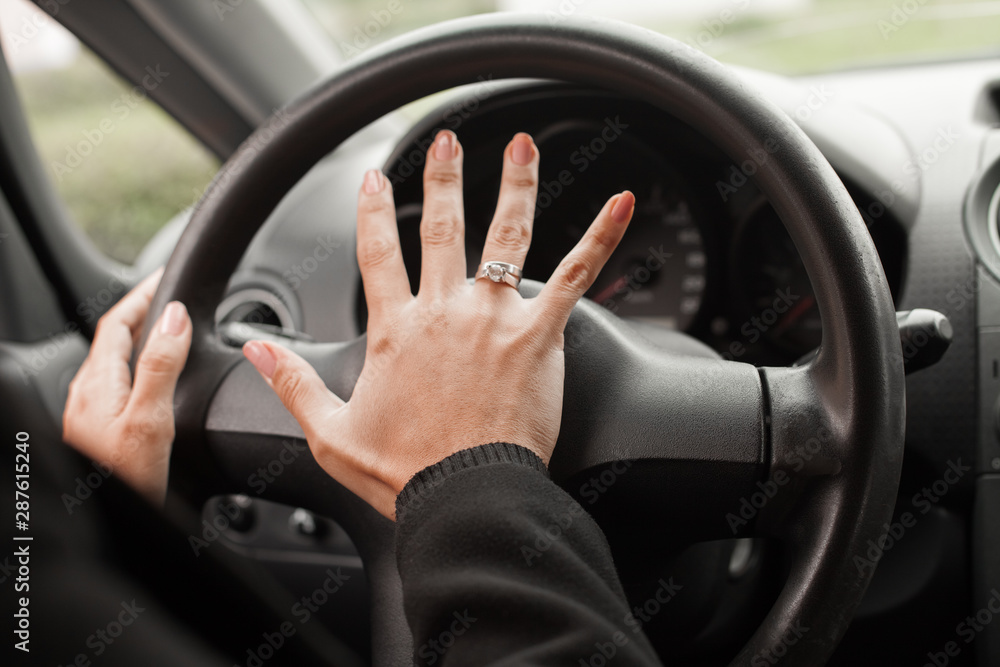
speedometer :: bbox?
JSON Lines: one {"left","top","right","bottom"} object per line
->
{"left": 586, "top": 183, "right": 706, "bottom": 330}
{"left": 514, "top": 120, "right": 709, "bottom": 332}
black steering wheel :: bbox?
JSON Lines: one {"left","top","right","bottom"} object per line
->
{"left": 139, "top": 14, "right": 905, "bottom": 666}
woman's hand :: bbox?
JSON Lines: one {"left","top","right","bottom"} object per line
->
{"left": 243, "top": 131, "right": 634, "bottom": 519}
{"left": 63, "top": 270, "right": 192, "bottom": 505}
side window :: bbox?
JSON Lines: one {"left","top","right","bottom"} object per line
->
{"left": 0, "top": 0, "right": 219, "bottom": 264}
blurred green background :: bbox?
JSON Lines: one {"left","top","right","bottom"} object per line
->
{"left": 4, "top": 0, "right": 999, "bottom": 264}
{"left": 11, "top": 49, "right": 219, "bottom": 264}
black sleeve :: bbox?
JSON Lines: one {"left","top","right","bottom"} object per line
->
{"left": 394, "top": 442, "right": 663, "bottom": 666}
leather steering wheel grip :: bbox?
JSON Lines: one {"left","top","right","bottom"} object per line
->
{"left": 139, "top": 14, "right": 904, "bottom": 666}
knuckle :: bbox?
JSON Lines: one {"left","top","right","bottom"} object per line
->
{"left": 558, "top": 256, "right": 592, "bottom": 293}
{"left": 368, "top": 334, "right": 398, "bottom": 358}
{"left": 358, "top": 236, "right": 397, "bottom": 267}
{"left": 421, "top": 214, "right": 462, "bottom": 248}
{"left": 491, "top": 220, "right": 530, "bottom": 250}
{"left": 358, "top": 193, "right": 393, "bottom": 216}
{"left": 120, "top": 417, "right": 158, "bottom": 449}
{"left": 505, "top": 174, "right": 537, "bottom": 190}
{"left": 425, "top": 167, "right": 462, "bottom": 188}
{"left": 588, "top": 225, "right": 618, "bottom": 251}
{"left": 274, "top": 365, "right": 312, "bottom": 412}
{"left": 137, "top": 348, "right": 177, "bottom": 377}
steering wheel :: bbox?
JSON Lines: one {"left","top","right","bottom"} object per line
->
{"left": 139, "top": 14, "right": 904, "bottom": 666}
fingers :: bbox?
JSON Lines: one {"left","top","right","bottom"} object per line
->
{"left": 243, "top": 340, "right": 345, "bottom": 439}
{"left": 112, "top": 267, "right": 163, "bottom": 330}
{"left": 126, "top": 301, "right": 192, "bottom": 430}
{"left": 89, "top": 268, "right": 163, "bottom": 369}
{"left": 418, "top": 130, "right": 466, "bottom": 296}
{"left": 357, "top": 169, "right": 411, "bottom": 321}
{"left": 536, "top": 192, "right": 635, "bottom": 331}
{"left": 476, "top": 133, "right": 538, "bottom": 285}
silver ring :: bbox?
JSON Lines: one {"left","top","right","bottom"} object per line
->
{"left": 477, "top": 261, "right": 522, "bottom": 289}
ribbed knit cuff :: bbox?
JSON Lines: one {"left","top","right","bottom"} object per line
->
{"left": 395, "top": 442, "right": 549, "bottom": 522}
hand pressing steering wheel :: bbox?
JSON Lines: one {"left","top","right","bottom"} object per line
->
{"left": 241, "top": 130, "right": 635, "bottom": 519}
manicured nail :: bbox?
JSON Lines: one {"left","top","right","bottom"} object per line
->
{"left": 160, "top": 301, "right": 187, "bottom": 336}
{"left": 434, "top": 131, "right": 455, "bottom": 161}
{"left": 243, "top": 341, "right": 276, "bottom": 379}
{"left": 363, "top": 169, "right": 383, "bottom": 194}
{"left": 511, "top": 133, "right": 534, "bottom": 166}
{"left": 611, "top": 191, "right": 635, "bottom": 224}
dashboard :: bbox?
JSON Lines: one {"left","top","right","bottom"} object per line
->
{"left": 379, "top": 85, "right": 906, "bottom": 366}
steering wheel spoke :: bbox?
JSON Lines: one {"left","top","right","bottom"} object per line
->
{"left": 536, "top": 295, "right": 769, "bottom": 540}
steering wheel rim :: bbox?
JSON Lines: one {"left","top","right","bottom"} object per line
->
{"left": 140, "top": 13, "right": 905, "bottom": 666}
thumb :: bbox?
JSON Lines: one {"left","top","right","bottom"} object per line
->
{"left": 243, "top": 340, "right": 344, "bottom": 437}
{"left": 128, "top": 301, "right": 192, "bottom": 418}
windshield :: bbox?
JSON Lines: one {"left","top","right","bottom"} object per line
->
{"left": 301, "top": 0, "right": 1000, "bottom": 75}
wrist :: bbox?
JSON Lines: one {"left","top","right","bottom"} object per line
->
{"left": 395, "top": 442, "right": 548, "bottom": 522}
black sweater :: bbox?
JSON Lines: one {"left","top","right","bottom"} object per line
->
{"left": 395, "top": 442, "right": 663, "bottom": 666}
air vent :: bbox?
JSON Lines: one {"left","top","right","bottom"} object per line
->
{"left": 216, "top": 287, "right": 296, "bottom": 332}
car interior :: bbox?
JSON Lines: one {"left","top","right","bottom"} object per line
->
{"left": 1, "top": 0, "right": 998, "bottom": 665}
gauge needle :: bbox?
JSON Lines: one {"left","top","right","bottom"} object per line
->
{"left": 592, "top": 276, "right": 629, "bottom": 305}
{"left": 773, "top": 295, "right": 816, "bottom": 336}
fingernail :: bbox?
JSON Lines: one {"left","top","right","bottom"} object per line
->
{"left": 160, "top": 301, "right": 187, "bottom": 336}
{"left": 611, "top": 191, "right": 635, "bottom": 224}
{"left": 363, "top": 169, "right": 383, "bottom": 194}
{"left": 434, "top": 131, "right": 455, "bottom": 161}
{"left": 511, "top": 133, "right": 534, "bottom": 166}
{"left": 243, "top": 341, "right": 276, "bottom": 379}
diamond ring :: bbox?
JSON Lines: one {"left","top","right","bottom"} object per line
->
{"left": 477, "top": 261, "right": 523, "bottom": 289}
